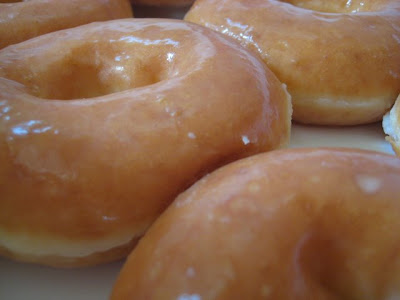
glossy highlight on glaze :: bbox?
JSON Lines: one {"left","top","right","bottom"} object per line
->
{"left": 185, "top": 0, "right": 400, "bottom": 125}
{"left": 111, "top": 148, "right": 400, "bottom": 300}
{"left": 280, "top": 0, "right": 381, "bottom": 13}
{"left": 0, "top": 19, "right": 291, "bottom": 267}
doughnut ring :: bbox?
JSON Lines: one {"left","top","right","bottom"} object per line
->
{"left": 185, "top": 0, "right": 400, "bottom": 125}
{"left": 112, "top": 148, "right": 400, "bottom": 299}
{"left": 0, "top": 19, "right": 291, "bottom": 267}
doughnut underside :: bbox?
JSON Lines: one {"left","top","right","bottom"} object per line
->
{"left": 0, "top": 0, "right": 133, "bottom": 49}
{"left": 111, "top": 148, "right": 400, "bottom": 299}
{"left": 185, "top": 0, "right": 400, "bottom": 125}
{"left": 0, "top": 19, "right": 291, "bottom": 266}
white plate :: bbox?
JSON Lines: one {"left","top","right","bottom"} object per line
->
{"left": 0, "top": 123, "right": 395, "bottom": 300}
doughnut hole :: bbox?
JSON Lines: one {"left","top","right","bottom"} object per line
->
{"left": 279, "top": 0, "right": 382, "bottom": 13}
{"left": 295, "top": 222, "right": 399, "bottom": 298}
{"left": 4, "top": 41, "right": 176, "bottom": 100}
{"left": 295, "top": 233, "right": 364, "bottom": 298}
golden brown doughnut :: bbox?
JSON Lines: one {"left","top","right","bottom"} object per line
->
{"left": 131, "top": 0, "right": 192, "bottom": 6}
{"left": 185, "top": 0, "right": 400, "bottom": 125}
{"left": 0, "top": 0, "right": 133, "bottom": 49}
{"left": 112, "top": 148, "right": 400, "bottom": 300}
{"left": 383, "top": 95, "right": 400, "bottom": 156}
{"left": 0, "top": 19, "right": 291, "bottom": 267}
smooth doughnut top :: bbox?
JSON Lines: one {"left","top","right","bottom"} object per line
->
{"left": 185, "top": 0, "right": 400, "bottom": 125}
{"left": 0, "top": 0, "right": 133, "bottom": 49}
{"left": 111, "top": 148, "right": 400, "bottom": 299}
{"left": 0, "top": 19, "right": 291, "bottom": 266}
{"left": 383, "top": 95, "right": 400, "bottom": 155}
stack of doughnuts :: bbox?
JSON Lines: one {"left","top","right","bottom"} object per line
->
{"left": 1, "top": 1, "right": 400, "bottom": 299}
{"left": 0, "top": 0, "right": 133, "bottom": 49}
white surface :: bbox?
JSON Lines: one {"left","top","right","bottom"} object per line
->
{"left": 0, "top": 123, "right": 396, "bottom": 300}
{"left": 0, "top": 258, "right": 123, "bottom": 300}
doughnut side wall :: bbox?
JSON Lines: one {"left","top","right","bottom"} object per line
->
{"left": 0, "top": 19, "right": 291, "bottom": 266}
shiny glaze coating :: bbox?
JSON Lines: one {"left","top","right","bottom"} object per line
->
{"left": 0, "top": 0, "right": 133, "bottom": 49}
{"left": 0, "top": 19, "right": 291, "bottom": 267}
{"left": 130, "top": 0, "right": 193, "bottom": 6}
{"left": 185, "top": 0, "right": 400, "bottom": 125}
{"left": 112, "top": 148, "right": 400, "bottom": 300}
{"left": 383, "top": 95, "right": 400, "bottom": 155}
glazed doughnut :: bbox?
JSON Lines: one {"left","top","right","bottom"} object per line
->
{"left": 185, "top": 0, "right": 400, "bottom": 125}
{"left": 112, "top": 148, "right": 400, "bottom": 300}
{"left": 130, "top": 0, "right": 192, "bottom": 6}
{"left": 0, "top": 0, "right": 133, "bottom": 49}
{"left": 0, "top": 19, "right": 291, "bottom": 267}
{"left": 383, "top": 95, "right": 400, "bottom": 156}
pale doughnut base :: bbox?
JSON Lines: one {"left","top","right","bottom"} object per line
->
{"left": 294, "top": 94, "right": 394, "bottom": 125}
{"left": 0, "top": 228, "right": 145, "bottom": 268}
